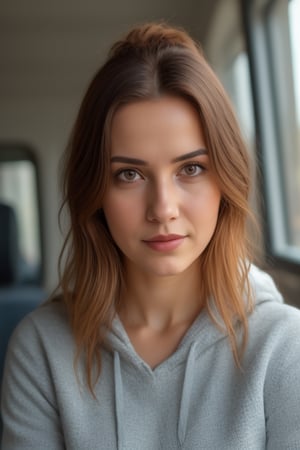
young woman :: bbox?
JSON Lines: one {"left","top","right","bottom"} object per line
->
{"left": 2, "top": 22, "right": 300, "bottom": 450}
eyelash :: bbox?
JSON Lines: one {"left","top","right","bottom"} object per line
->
{"left": 180, "top": 162, "right": 205, "bottom": 177}
{"left": 115, "top": 169, "right": 142, "bottom": 183}
{"left": 114, "top": 162, "right": 206, "bottom": 183}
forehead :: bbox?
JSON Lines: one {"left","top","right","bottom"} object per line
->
{"left": 110, "top": 96, "right": 206, "bottom": 158}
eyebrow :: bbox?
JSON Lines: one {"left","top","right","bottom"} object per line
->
{"left": 110, "top": 148, "right": 208, "bottom": 165}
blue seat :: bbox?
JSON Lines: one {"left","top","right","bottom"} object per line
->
{"left": 0, "top": 203, "right": 45, "bottom": 435}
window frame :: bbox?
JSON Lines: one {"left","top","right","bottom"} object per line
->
{"left": 240, "top": 0, "right": 300, "bottom": 273}
{"left": 0, "top": 142, "right": 44, "bottom": 284}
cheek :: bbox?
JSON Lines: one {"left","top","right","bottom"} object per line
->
{"left": 102, "top": 192, "right": 142, "bottom": 239}
{"left": 186, "top": 184, "right": 221, "bottom": 223}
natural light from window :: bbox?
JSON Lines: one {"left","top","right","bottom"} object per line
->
{"left": 288, "top": 0, "right": 300, "bottom": 248}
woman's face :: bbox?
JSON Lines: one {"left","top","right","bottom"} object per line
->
{"left": 102, "top": 96, "right": 221, "bottom": 278}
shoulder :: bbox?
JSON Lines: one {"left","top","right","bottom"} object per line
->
{"left": 12, "top": 300, "right": 70, "bottom": 338}
{"left": 245, "top": 265, "right": 300, "bottom": 369}
{"left": 249, "top": 299, "right": 300, "bottom": 347}
{"left": 2, "top": 301, "right": 77, "bottom": 408}
{"left": 247, "top": 264, "right": 300, "bottom": 340}
{"left": 1, "top": 302, "right": 71, "bottom": 448}
{"left": 245, "top": 277, "right": 300, "bottom": 389}
{"left": 248, "top": 264, "right": 300, "bottom": 334}
{"left": 247, "top": 264, "right": 300, "bottom": 346}
{"left": 245, "top": 279, "right": 300, "bottom": 448}
{"left": 6, "top": 301, "right": 74, "bottom": 366}
{"left": 248, "top": 264, "right": 284, "bottom": 304}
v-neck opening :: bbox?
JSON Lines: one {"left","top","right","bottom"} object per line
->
{"left": 111, "top": 308, "right": 210, "bottom": 373}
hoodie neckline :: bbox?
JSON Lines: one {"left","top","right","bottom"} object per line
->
{"left": 106, "top": 264, "right": 283, "bottom": 375}
{"left": 106, "top": 264, "right": 284, "bottom": 449}
{"left": 107, "top": 307, "right": 225, "bottom": 375}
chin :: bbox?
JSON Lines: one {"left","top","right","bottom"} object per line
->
{"left": 144, "top": 261, "right": 193, "bottom": 278}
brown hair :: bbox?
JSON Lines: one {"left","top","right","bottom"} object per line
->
{"left": 58, "top": 22, "right": 254, "bottom": 392}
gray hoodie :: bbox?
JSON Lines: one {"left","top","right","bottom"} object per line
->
{"left": 1, "top": 265, "right": 300, "bottom": 449}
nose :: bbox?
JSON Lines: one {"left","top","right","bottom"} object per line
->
{"left": 146, "top": 178, "right": 180, "bottom": 223}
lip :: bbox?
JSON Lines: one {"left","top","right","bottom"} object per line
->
{"left": 143, "top": 234, "right": 186, "bottom": 251}
{"left": 145, "top": 234, "right": 185, "bottom": 242}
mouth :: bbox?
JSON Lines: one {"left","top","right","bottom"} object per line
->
{"left": 142, "top": 234, "right": 186, "bottom": 251}
{"left": 145, "top": 234, "right": 185, "bottom": 242}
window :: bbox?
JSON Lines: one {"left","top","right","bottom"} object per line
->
{"left": 288, "top": 0, "right": 300, "bottom": 249}
{"left": 248, "top": 0, "right": 300, "bottom": 265}
{"left": 0, "top": 145, "right": 42, "bottom": 283}
{"left": 227, "top": 52, "right": 256, "bottom": 155}
{"left": 266, "top": 0, "right": 300, "bottom": 260}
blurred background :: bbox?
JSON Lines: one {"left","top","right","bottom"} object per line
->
{"left": 0, "top": 0, "right": 299, "bottom": 304}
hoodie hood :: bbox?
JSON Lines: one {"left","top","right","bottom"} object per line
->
{"left": 104, "top": 264, "right": 283, "bottom": 449}
{"left": 106, "top": 264, "right": 284, "bottom": 449}
{"left": 107, "top": 265, "right": 283, "bottom": 364}
{"left": 248, "top": 264, "right": 283, "bottom": 306}
{"left": 4, "top": 264, "right": 298, "bottom": 450}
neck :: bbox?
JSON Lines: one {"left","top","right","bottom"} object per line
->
{"left": 118, "top": 261, "right": 204, "bottom": 331}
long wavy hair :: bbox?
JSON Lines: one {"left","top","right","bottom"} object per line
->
{"left": 57, "top": 22, "right": 255, "bottom": 393}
